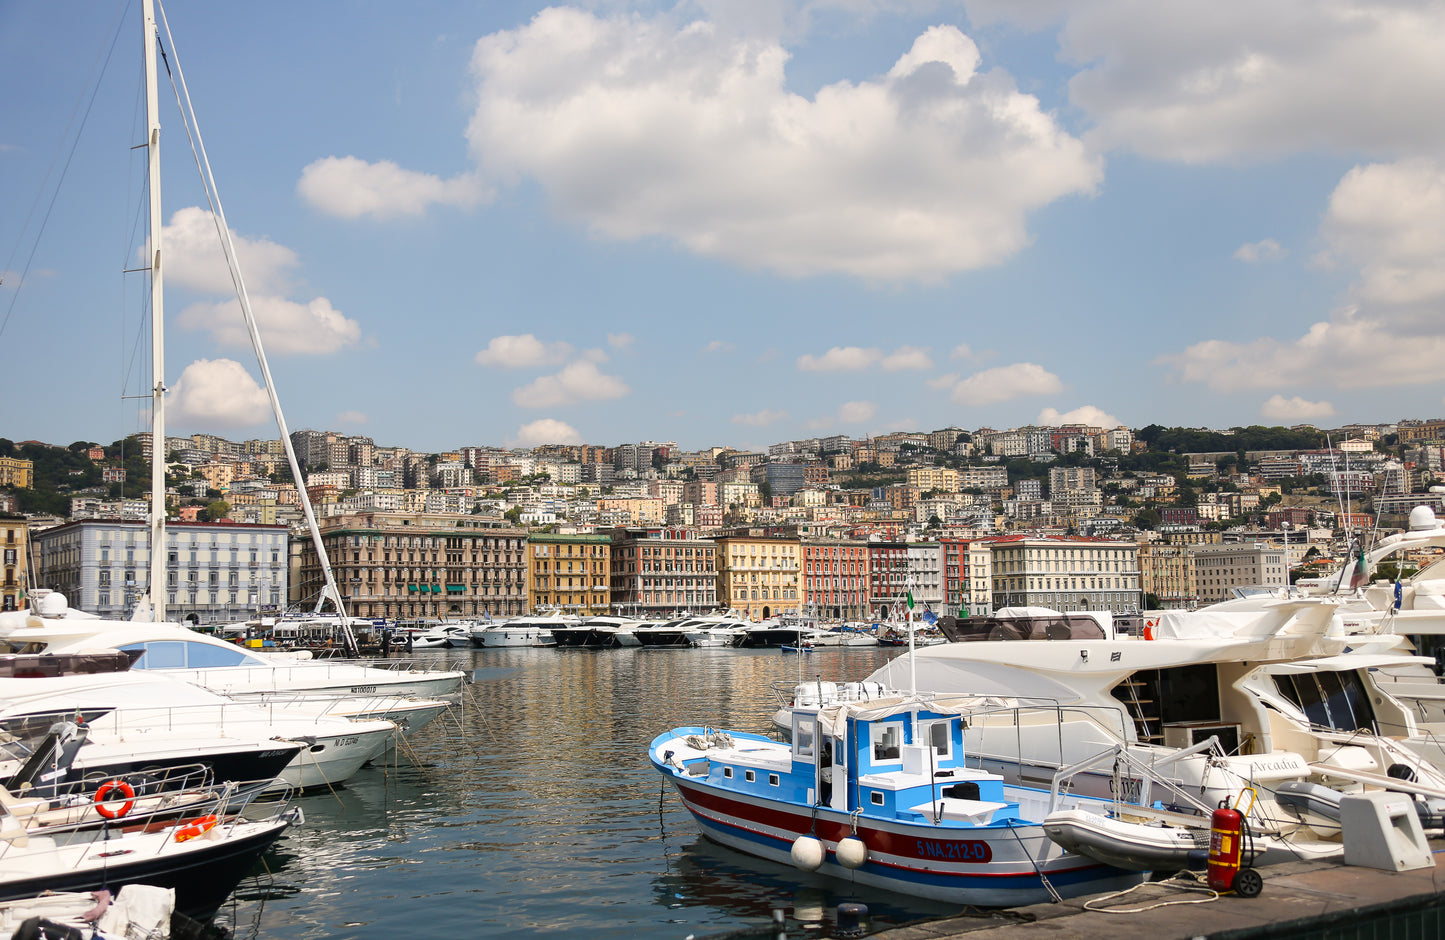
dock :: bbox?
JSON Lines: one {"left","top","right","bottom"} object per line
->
{"left": 868, "top": 849, "right": 1445, "bottom": 940}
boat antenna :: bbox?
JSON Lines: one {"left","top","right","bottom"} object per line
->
{"left": 154, "top": 1, "right": 356, "bottom": 655}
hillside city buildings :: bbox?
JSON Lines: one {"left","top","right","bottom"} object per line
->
{"left": 0, "top": 416, "right": 1441, "bottom": 624}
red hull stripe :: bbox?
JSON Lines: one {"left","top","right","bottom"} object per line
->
{"left": 673, "top": 779, "right": 1100, "bottom": 878}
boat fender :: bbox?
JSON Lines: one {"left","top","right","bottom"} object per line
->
{"left": 94, "top": 780, "right": 136, "bottom": 820}
{"left": 836, "top": 836, "right": 868, "bottom": 869}
{"left": 173, "top": 814, "right": 219, "bottom": 842}
{"left": 790, "top": 836, "right": 824, "bottom": 871}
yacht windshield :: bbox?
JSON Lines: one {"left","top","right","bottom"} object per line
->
{"left": 1272, "top": 669, "right": 1377, "bottom": 733}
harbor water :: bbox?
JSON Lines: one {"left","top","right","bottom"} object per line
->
{"left": 213, "top": 645, "right": 963, "bottom": 939}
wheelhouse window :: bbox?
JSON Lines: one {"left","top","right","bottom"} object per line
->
{"left": 871, "top": 722, "right": 902, "bottom": 762}
{"left": 927, "top": 720, "right": 952, "bottom": 759}
{"left": 793, "top": 718, "right": 817, "bottom": 760}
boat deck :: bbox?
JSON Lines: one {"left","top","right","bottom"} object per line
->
{"left": 869, "top": 839, "right": 1445, "bottom": 940}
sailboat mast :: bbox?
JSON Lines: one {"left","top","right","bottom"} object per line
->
{"left": 143, "top": 0, "right": 167, "bottom": 622}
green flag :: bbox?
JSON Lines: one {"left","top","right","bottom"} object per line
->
{"left": 906, "top": 591, "right": 915, "bottom": 610}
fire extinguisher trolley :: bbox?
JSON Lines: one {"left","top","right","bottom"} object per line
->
{"left": 1207, "top": 791, "right": 1264, "bottom": 898}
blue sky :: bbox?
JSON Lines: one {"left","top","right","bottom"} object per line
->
{"left": 3, "top": 0, "right": 1443, "bottom": 455}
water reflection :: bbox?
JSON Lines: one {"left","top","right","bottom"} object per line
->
{"left": 214, "top": 646, "right": 936, "bottom": 938}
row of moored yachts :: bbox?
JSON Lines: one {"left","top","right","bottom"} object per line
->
{"left": 0, "top": 590, "right": 467, "bottom": 930}
{"left": 409, "top": 610, "right": 935, "bottom": 650}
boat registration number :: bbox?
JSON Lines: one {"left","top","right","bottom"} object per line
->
{"left": 350, "top": 685, "right": 378, "bottom": 693}
{"left": 915, "top": 839, "right": 992, "bottom": 862}
{"left": 336, "top": 736, "right": 360, "bottom": 747}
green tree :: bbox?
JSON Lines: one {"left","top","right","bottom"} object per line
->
{"left": 202, "top": 500, "right": 231, "bottom": 521}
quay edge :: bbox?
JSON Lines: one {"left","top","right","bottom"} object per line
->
{"left": 866, "top": 844, "right": 1445, "bottom": 940}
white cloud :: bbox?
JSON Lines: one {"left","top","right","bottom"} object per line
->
{"left": 167, "top": 359, "right": 271, "bottom": 428}
{"left": 798, "top": 346, "right": 881, "bottom": 372}
{"left": 1004, "top": 0, "right": 1445, "bottom": 163}
{"left": 798, "top": 345, "right": 931, "bottom": 372}
{"left": 1321, "top": 160, "right": 1445, "bottom": 310}
{"left": 950, "top": 362, "right": 1063, "bottom": 406}
{"left": 336, "top": 410, "right": 369, "bottom": 425}
{"left": 509, "top": 418, "right": 583, "bottom": 447}
{"left": 298, "top": 156, "right": 489, "bottom": 220}
{"left": 474, "top": 334, "right": 575, "bottom": 369}
{"left": 881, "top": 345, "right": 933, "bottom": 371}
{"left": 1036, "top": 405, "right": 1121, "bottom": 428}
{"left": 926, "top": 372, "right": 959, "bottom": 390}
{"left": 949, "top": 343, "right": 981, "bottom": 361}
{"left": 1234, "top": 238, "right": 1286, "bottom": 264}
{"left": 1163, "top": 159, "right": 1445, "bottom": 389}
{"left": 704, "top": 339, "right": 736, "bottom": 353}
{"left": 162, "top": 207, "right": 298, "bottom": 295}
{"left": 512, "top": 360, "right": 630, "bottom": 408}
{"left": 838, "top": 401, "right": 877, "bottom": 423}
{"left": 159, "top": 207, "right": 362, "bottom": 356}
{"left": 177, "top": 296, "right": 361, "bottom": 356}
{"left": 607, "top": 332, "right": 635, "bottom": 351}
{"left": 1260, "top": 395, "right": 1337, "bottom": 422}
{"left": 732, "top": 408, "right": 788, "bottom": 427}
{"left": 463, "top": 12, "right": 1099, "bottom": 280}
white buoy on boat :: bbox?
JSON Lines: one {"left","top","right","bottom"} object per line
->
{"left": 791, "top": 835, "right": 824, "bottom": 871}
{"left": 836, "top": 836, "right": 868, "bottom": 869}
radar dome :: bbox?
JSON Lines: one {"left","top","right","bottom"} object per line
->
{"left": 37, "top": 592, "right": 69, "bottom": 617}
{"left": 1409, "top": 506, "right": 1440, "bottom": 531}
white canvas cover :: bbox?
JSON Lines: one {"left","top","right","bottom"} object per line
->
{"left": 97, "top": 884, "right": 175, "bottom": 939}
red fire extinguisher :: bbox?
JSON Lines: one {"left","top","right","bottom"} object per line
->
{"left": 1207, "top": 798, "right": 1263, "bottom": 897}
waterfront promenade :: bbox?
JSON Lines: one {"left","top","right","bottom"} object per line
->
{"left": 870, "top": 847, "right": 1445, "bottom": 940}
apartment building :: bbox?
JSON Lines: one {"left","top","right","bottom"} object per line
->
{"left": 608, "top": 529, "right": 716, "bottom": 616}
{"left": 1137, "top": 542, "right": 1194, "bottom": 609}
{"left": 1188, "top": 543, "right": 1287, "bottom": 604}
{"left": 0, "top": 516, "right": 25, "bottom": 611}
{"left": 907, "top": 467, "right": 959, "bottom": 493}
{"left": 986, "top": 535, "right": 1142, "bottom": 614}
{"left": 800, "top": 539, "right": 868, "bottom": 620}
{"left": 31, "top": 519, "right": 288, "bottom": 623}
{"left": 528, "top": 533, "right": 612, "bottom": 615}
{"left": 714, "top": 533, "right": 802, "bottom": 620}
{"left": 0, "top": 457, "right": 34, "bottom": 490}
{"left": 297, "top": 512, "right": 527, "bottom": 620}
{"left": 866, "top": 540, "right": 910, "bottom": 620}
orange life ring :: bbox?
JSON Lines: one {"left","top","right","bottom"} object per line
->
{"left": 173, "top": 814, "right": 219, "bottom": 842}
{"left": 94, "top": 780, "right": 136, "bottom": 819}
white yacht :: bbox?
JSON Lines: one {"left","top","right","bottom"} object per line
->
{"left": 678, "top": 611, "right": 752, "bottom": 648}
{"left": 0, "top": 671, "right": 395, "bottom": 791}
{"left": 472, "top": 611, "right": 571, "bottom": 647}
{"left": 853, "top": 600, "right": 1445, "bottom": 841}
{"left": 0, "top": 593, "right": 466, "bottom": 703}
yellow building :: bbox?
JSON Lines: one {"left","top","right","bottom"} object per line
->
{"left": 907, "top": 467, "right": 959, "bottom": 493}
{"left": 0, "top": 458, "right": 34, "bottom": 490}
{"left": 714, "top": 533, "right": 802, "bottom": 621}
{"left": 527, "top": 533, "right": 612, "bottom": 614}
{"left": 0, "top": 517, "right": 25, "bottom": 611}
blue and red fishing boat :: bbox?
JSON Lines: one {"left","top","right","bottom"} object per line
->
{"left": 649, "top": 694, "right": 1145, "bottom": 906}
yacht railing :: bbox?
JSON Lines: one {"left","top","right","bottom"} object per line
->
{"left": 1046, "top": 737, "right": 1221, "bottom": 817}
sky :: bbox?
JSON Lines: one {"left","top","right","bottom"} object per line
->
{"left": 2, "top": 0, "right": 1444, "bottom": 455}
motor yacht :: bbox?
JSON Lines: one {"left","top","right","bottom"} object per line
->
{"left": 0, "top": 592, "right": 466, "bottom": 702}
